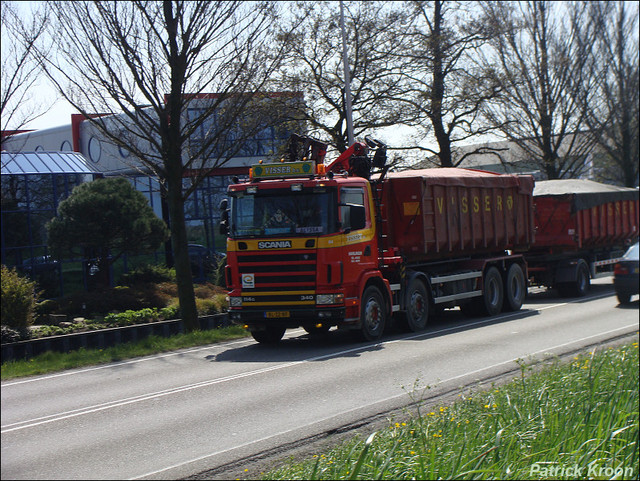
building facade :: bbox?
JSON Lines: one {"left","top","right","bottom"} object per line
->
{"left": 2, "top": 94, "right": 301, "bottom": 295}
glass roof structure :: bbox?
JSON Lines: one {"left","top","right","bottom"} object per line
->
{"left": 1, "top": 151, "right": 101, "bottom": 175}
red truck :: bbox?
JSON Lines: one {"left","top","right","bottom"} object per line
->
{"left": 221, "top": 135, "right": 538, "bottom": 343}
{"left": 526, "top": 179, "right": 639, "bottom": 296}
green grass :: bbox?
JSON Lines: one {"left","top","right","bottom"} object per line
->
{"left": 1, "top": 325, "right": 248, "bottom": 380}
{"left": 262, "top": 340, "right": 639, "bottom": 480}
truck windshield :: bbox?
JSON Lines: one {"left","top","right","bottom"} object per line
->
{"left": 230, "top": 190, "right": 335, "bottom": 238}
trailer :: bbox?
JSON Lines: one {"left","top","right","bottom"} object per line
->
{"left": 221, "top": 135, "right": 535, "bottom": 343}
{"left": 526, "top": 179, "right": 639, "bottom": 296}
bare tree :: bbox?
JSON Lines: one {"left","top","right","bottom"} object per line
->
{"left": 583, "top": 1, "right": 639, "bottom": 187}
{"left": 481, "top": 1, "right": 597, "bottom": 179}
{"left": 395, "top": 0, "right": 504, "bottom": 168}
{"left": 0, "top": 1, "right": 51, "bottom": 146}
{"left": 274, "top": 1, "right": 416, "bottom": 154}
{"left": 35, "top": 1, "right": 293, "bottom": 331}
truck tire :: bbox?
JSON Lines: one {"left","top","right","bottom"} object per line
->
{"left": 251, "top": 326, "right": 286, "bottom": 344}
{"left": 360, "top": 286, "right": 386, "bottom": 341}
{"left": 573, "top": 260, "right": 590, "bottom": 297}
{"left": 503, "top": 263, "right": 526, "bottom": 312}
{"left": 481, "top": 267, "right": 504, "bottom": 316}
{"left": 616, "top": 292, "right": 632, "bottom": 305}
{"left": 405, "top": 278, "right": 429, "bottom": 331}
{"left": 558, "top": 260, "right": 590, "bottom": 297}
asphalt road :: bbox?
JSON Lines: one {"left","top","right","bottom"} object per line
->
{"left": 2, "top": 276, "right": 638, "bottom": 480}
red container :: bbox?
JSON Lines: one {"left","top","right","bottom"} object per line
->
{"left": 379, "top": 168, "right": 535, "bottom": 262}
{"left": 532, "top": 179, "right": 639, "bottom": 251}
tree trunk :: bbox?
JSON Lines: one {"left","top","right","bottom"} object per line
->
{"left": 430, "top": 0, "right": 453, "bottom": 168}
{"left": 166, "top": 174, "right": 199, "bottom": 332}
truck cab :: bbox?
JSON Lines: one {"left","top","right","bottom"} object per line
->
{"left": 223, "top": 161, "right": 392, "bottom": 344}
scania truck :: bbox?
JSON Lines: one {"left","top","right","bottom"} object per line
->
{"left": 220, "top": 135, "right": 536, "bottom": 343}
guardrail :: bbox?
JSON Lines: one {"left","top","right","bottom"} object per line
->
{"left": 1, "top": 314, "right": 230, "bottom": 363}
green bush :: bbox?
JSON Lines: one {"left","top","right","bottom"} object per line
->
{"left": 159, "top": 305, "right": 180, "bottom": 320}
{"left": 34, "top": 299, "right": 61, "bottom": 324}
{"left": 104, "top": 308, "right": 161, "bottom": 326}
{"left": 195, "top": 294, "right": 228, "bottom": 315}
{"left": 118, "top": 264, "right": 176, "bottom": 286}
{"left": 55, "top": 284, "right": 170, "bottom": 318}
{"left": 1, "top": 265, "right": 39, "bottom": 331}
{"left": 30, "top": 324, "right": 81, "bottom": 339}
{"left": 1, "top": 325, "right": 24, "bottom": 343}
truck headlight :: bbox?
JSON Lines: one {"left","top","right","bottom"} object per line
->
{"left": 228, "top": 296, "right": 242, "bottom": 307}
{"left": 316, "top": 293, "right": 344, "bottom": 305}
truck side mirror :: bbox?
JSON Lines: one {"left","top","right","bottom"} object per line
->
{"left": 219, "top": 198, "right": 229, "bottom": 235}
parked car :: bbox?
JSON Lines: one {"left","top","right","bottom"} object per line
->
{"left": 21, "top": 255, "right": 59, "bottom": 274}
{"left": 613, "top": 242, "right": 639, "bottom": 304}
{"left": 188, "top": 244, "right": 220, "bottom": 280}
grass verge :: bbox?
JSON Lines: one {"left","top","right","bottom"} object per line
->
{"left": 261, "top": 340, "right": 639, "bottom": 480}
{"left": 1, "top": 325, "right": 248, "bottom": 380}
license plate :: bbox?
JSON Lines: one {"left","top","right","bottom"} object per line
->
{"left": 266, "top": 311, "right": 290, "bottom": 318}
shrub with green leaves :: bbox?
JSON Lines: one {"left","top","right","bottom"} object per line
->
{"left": 104, "top": 308, "right": 161, "bottom": 326}
{"left": 34, "top": 299, "right": 61, "bottom": 324}
{"left": 1, "top": 325, "right": 24, "bottom": 343}
{"left": 195, "top": 294, "right": 228, "bottom": 315}
{"left": 118, "top": 264, "right": 176, "bottom": 286}
{"left": 1, "top": 265, "right": 39, "bottom": 331}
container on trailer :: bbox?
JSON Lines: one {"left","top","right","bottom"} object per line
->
{"left": 532, "top": 179, "right": 639, "bottom": 252}
{"left": 379, "top": 168, "right": 535, "bottom": 263}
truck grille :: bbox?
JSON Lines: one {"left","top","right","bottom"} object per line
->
{"left": 237, "top": 251, "right": 317, "bottom": 291}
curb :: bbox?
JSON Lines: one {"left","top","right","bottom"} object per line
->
{"left": 1, "top": 313, "right": 230, "bottom": 363}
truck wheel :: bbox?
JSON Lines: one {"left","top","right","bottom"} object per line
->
{"left": 616, "top": 292, "right": 631, "bottom": 304}
{"left": 558, "top": 260, "right": 591, "bottom": 297}
{"left": 360, "top": 286, "right": 386, "bottom": 341}
{"left": 503, "top": 263, "right": 526, "bottom": 312}
{"left": 481, "top": 267, "right": 503, "bottom": 316}
{"left": 405, "top": 278, "right": 429, "bottom": 331}
{"left": 573, "top": 261, "right": 590, "bottom": 297}
{"left": 251, "top": 326, "right": 286, "bottom": 344}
